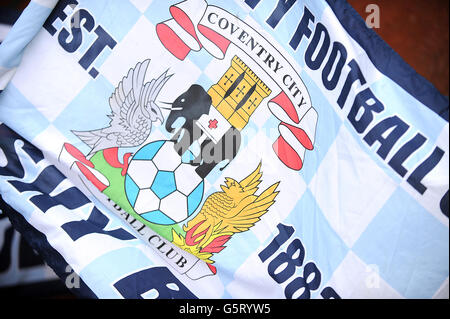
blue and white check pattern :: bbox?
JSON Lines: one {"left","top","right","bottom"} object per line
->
{"left": 0, "top": 0, "right": 448, "bottom": 299}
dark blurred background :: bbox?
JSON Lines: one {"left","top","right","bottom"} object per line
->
{"left": 0, "top": 0, "right": 448, "bottom": 299}
{"left": 348, "top": 0, "right": 449, "bottom": 97}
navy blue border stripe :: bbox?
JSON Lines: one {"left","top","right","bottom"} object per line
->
{"left": 0, "top": 196, "right": 97, "bottom": 299}
{"left": 326, "top": 0, "right": 449, "bottom": 122}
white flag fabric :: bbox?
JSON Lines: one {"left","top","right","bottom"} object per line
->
{"left": 0, "top": 0, "right": 448, "bottom": 299}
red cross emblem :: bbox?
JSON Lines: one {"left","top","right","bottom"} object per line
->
{"left": 208, "top": 119, "right": 218, "bottom": 129}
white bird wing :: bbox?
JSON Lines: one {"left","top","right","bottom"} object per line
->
{"left": 107, "top": 59, "right": 150, "bottom": 133}
{"left": 140, "top": 69, "right": 172, "bottom": 122}
{"left": 106, "top": 60, "right": 172, "bottom": 135}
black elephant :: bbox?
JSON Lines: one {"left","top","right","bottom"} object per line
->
{"left": 165, "top": 84, "right": 211, "bottom": 157}
{"left": 165, "top": 85, "right": 211, "bottom": 138}
{"left": 164, "top": 84, "right": 241, "bottom": 179}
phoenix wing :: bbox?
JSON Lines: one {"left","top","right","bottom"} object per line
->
{"left": 219, "top": 181, "right": 280, "bottom": 234}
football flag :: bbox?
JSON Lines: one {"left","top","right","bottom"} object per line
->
{"left": 0, "top": 0, "right": 448, "bottom": 299}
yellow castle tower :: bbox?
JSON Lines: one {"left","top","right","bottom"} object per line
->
{"left": 207, "top": 56, "right": 272, "bottom": 130}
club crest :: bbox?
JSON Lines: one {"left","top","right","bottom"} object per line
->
{"left": 59, "top": 0, "right": 318, "bottom": 278}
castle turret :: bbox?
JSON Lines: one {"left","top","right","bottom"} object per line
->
{"left": 189, "top": 55, "right": 273, "bottom": 178}
{"left": 208, "top": 56, "right": 272, "bottom": 130}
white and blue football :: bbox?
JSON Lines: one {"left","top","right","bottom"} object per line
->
{"left": 124, "top": 140, "right": 204, "bottom": 225}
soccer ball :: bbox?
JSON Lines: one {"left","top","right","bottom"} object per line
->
{"left": 124, "top": 140, "right": 204, "bottom": 225}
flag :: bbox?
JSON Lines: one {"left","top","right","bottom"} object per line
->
{"left": 0, "top": 0, "right": 71, "bottom": 297}
{"left": 0, "top": 0, "right": 448, "bottom": 299}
